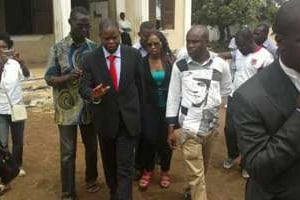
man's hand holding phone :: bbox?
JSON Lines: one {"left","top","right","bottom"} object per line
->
{"left": 92, "top": 83, "right": 110, "bottom": 98}
{"left": 70, "top": 68, "right": 83, "bottom": 80}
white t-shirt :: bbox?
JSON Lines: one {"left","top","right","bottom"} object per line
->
{"left": 233, "top": 47, "right": 274, "bottom": 92}
{"left": 0, "top": 59, "right": 25, "bottom": 114}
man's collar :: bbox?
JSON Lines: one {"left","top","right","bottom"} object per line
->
{"left": 102, "top": 45, "right": 121, "bottom": 58}
{"left": 279, "top": 57, "right": 300, "bottom": 77}
{"left": 65, "top": 33, "right": 88, "bottom": 47}
{"left": 186, "top": 51, "right": 215, "bottom": 67}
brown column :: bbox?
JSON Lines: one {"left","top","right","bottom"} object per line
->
{"left": 0, "top": 0, "right": 6, "bottom": 32}
{"left": 148, "top": 0, "right": 156, "bottom": 22}
{"left": 108, "top": 0, "right": 117, "bottom": 20}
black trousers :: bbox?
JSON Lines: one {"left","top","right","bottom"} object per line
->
{"left": 224, "top": 96, "right": 239, "bottom": 160}
{"left": 140, "top": 106, "right": 172, "bottom": 172}
{"left": 99, "top": 119, "right": 135, "bottom": 200}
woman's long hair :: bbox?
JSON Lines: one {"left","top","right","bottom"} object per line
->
{"left": 146, "top": 31, "right": 175, "bottom": 66}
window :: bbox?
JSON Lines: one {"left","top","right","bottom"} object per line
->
{"left": 149, "top": 0, "right": 175, "bottom": 30}
{"left": 161, "top": 0, "right": 175, "bottom": 29}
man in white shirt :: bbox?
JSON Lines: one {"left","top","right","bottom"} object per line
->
{"left": 233, "top": 29, "right": 274, "bottom": 91}
{"left": 219, "top": 23, "right": 277, "bottom": 80}
{"left": 253, "top": 23, "right": 278, "bottom": 59}
{"left": 166, "top": 25, "right": 232, "bottom": 200}
{"left": 118, "top": 12, "right": 132, "bottom": 46}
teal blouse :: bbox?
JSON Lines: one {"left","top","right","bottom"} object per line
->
{"left": 151, "top": 70, "right": 166, "bottom": 107}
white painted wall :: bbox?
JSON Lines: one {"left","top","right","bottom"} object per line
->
{"left": 124, "top": 0, "right": 148, "bottom": 43}
{"left": 116, "top": 0, "right": 125, "bottom": 17}
{"left": 163, "top": 0, "right": 191, "bottom": 50}
{"left": 184, "top": 0, "right": 192, "bottom": 44}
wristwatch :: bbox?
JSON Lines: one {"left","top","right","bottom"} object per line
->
{"left": 92, "top": 97, "right": 102, "bottom": 104}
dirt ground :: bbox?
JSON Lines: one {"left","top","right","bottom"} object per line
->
{"left": 1, "top": 110, "right": 245, "bottom": 200}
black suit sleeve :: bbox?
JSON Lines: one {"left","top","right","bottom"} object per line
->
{"left": 134, "top": 51, "right": 145, "bottom": 106}
{"left": 232, "top": 91, "right": 300, "bottom": 186}
{"left": 79, "top": 53, "right": 94, "bottom": 101}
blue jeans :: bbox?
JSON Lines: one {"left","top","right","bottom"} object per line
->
{"left": 0, "top": 114, "right": 25, "bottom": 167}
{"left": 58, "top": 124, "right": 98, "bottom": 198}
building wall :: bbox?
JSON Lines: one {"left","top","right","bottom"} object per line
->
{"left": 124, "top": 0, "right": 148, "bottom": 44}
{"left": 119, "top": 0, "right": 190, "bottom": 50}
{"left": 163, "top": 0, "right": 185, "bottom": 50}
{"left": 80, "top": 0, "right": 190, "bottom": 50}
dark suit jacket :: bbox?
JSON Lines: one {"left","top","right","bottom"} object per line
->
{"left": 232, "top": 61, "right": 300, "bottom": 200}
{"left": 79, "top": 45, "right": 144, "bottom": 138}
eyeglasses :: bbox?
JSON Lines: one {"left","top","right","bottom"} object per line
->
{"left": 147, "top": 42, "right": 161, "bottom": 47}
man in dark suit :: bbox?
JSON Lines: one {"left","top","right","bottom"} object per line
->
{"left": 232, "top": 1, "right": 300, "bottom": 199}
{"left": 79, "top": 18, "right": 144, "bottom": 200}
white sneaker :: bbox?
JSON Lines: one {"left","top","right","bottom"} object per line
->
{"left": 223, "top": 158, "right": 235, "bottom": 169}
{"left": 241, "top": 169, "right": 250, "bottom": 179}
{"left": 0, "top": 183, "right": 11, "bottom": 195}
{"left": 18, "top": 168, "right": 26, "bottom": 177}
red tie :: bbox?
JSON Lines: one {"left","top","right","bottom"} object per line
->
{"left": 108, "top": 55, "right": 118, "bottom": 91}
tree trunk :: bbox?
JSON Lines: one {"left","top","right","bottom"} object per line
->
{"left": 218, "top": 25, "right": 225, "bottom": 42}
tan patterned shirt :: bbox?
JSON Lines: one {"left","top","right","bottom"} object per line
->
{"left": 44, "top": 35, "right": 97, "bottom": 125}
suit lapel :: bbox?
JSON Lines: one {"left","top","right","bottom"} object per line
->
{"left": 119, "top": 45, "right": 127, "bottom": 91}
{"left": 94, "top": 47, "right": 114, "bottom": 89}
{"left": 260, "top": 61, "right": 299, "bottom": 118}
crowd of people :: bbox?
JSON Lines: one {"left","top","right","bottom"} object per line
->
{"left": 1, "top": 0, "right": 300, "bottom": 199}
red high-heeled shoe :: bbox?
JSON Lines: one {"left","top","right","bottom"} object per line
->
{"left": 160, "top": 171, "right": 171, "bottom": 188}
{"left": 139, "top": 171, "right": 153, "bottom": 190}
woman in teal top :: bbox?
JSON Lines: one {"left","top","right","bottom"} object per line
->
{"left": 139, "top": 31, "right": 175, "bottom": 190}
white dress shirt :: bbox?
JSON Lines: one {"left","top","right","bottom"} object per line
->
{"left": 103, "top": 46, "right": 121, "bottom": 87}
